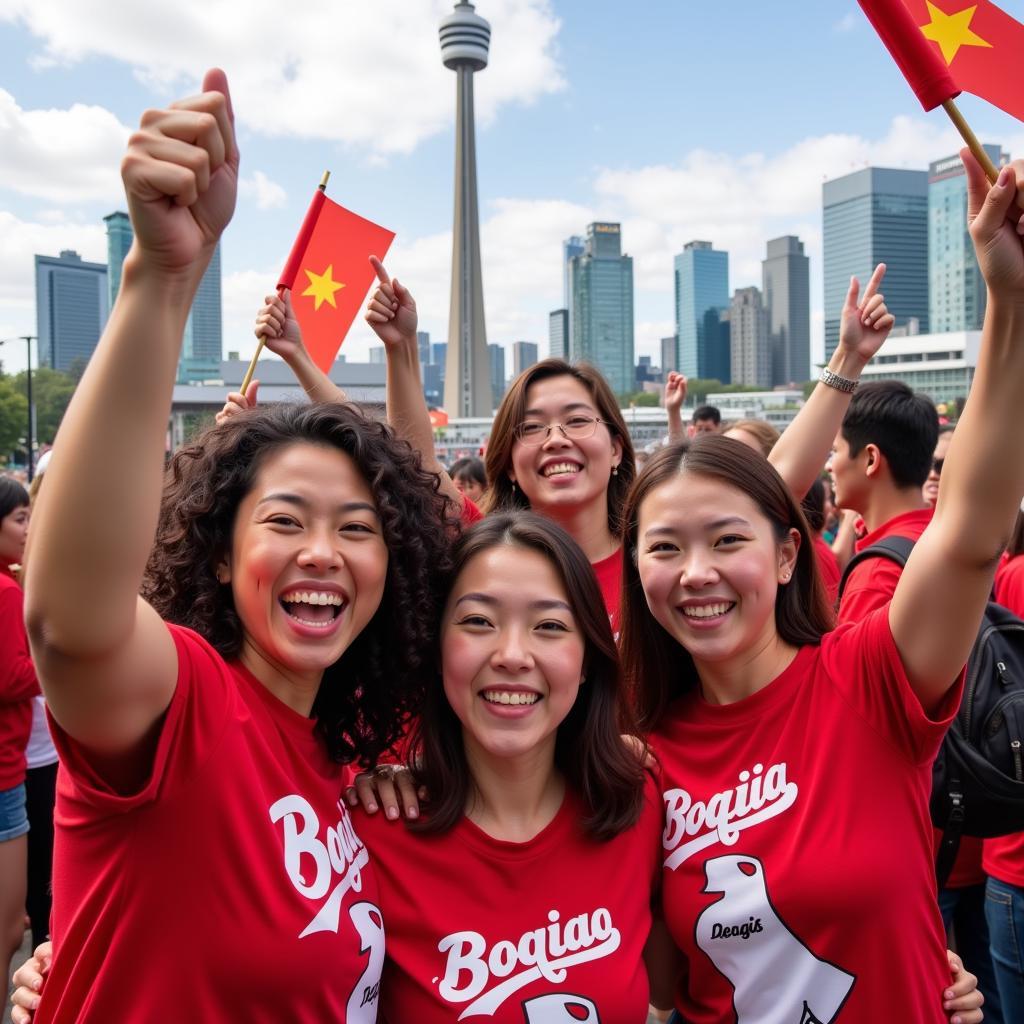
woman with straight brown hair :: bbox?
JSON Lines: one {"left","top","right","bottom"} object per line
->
{"left": 620, "top": 150, "right": 1024, "bottom": 1022}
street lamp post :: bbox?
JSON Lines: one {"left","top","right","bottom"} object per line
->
{"left": 0, "top": 335, "right": 36, "bottom": 481}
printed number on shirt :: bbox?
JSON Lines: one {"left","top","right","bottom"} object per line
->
{"left": 345, "top": 901, "right": 385, "bottom": 1023}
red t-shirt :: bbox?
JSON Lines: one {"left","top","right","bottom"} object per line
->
{"left": 38, "top": 625, "right": 382, "bottom": 1023}
{"left": 357, "top": 778, "right": 662, "bottom": 1023}
{"left": 591, "top": 547, "right": 623, "bottom": 636}
{"left": 812, "top": 535, "right": 841, "bottom": 606}
{"left": 984, "top": 552, "right": 1024, "bottom": 887}
{"left": 0, "top": 568, "right": 39, "bottom": 790}
{"left": 652, "top": 608, "right": 961, "bottom": 1022}
{"left": 837, "top": 507, "right": 934, "bottom": 626}
{"left": 462, "top": 496, "right": 484, "bottom": 525}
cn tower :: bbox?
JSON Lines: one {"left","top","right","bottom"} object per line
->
{"left": 440, "top": 0, "right": 492, "bottom": 417}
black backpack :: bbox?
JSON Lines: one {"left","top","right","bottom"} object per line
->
{"left": 839, "top": 536, "right": 1024, "bottom": 888}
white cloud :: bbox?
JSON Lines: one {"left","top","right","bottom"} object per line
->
{"left": 834, "top": 12, "right": 858, "bottom": 33}
{"left": 0, "top": 88, "right": 128, "bottom": 202}
{"left": 0, "top": 0, "right": 565, "bottom": 157}
{"left": 239, "top": 171, "right": 287, "bottom": 210}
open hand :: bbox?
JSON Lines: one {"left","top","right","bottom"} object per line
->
{"left": 364, "top": 256, "right": 418, "bottom": 351}
{"left": 121, "top": 68, "right": 238, "bottom": 276}
{"left": 838, "top": 263, "right": 895, "bottom": 364}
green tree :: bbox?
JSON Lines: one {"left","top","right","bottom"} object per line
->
{"left": 620, "top": 391, "right": 661, "bottom": 407}
{"left": 14, "top": 367, "right": 77, "bottom": 445}
{"left": 0, "top": 375, "right": 28, "bottom": 461}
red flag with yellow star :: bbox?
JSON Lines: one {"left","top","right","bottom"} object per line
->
{"left": 860, "top": 0, "right": 1024, "bottom": 121}
{"left": 278, "top": 191, "right": 395, "bottom": 372}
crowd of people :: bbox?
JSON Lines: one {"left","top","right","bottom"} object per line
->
{"left": 4, "top": 67, "right": 1024, "bottom": 1021}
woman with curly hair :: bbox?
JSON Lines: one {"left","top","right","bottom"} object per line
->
{"left": 18, "top": 71, "right": 449, "bottom": 1022}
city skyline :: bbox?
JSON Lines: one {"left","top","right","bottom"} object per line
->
{"left": 1, "top": 1, "right": 1022, "bottom": 379}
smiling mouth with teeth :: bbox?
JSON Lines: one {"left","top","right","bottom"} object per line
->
{"left": 482, "top": 691, "right": 541, "bottom": 706}
{"left": 279, "top": 590, "right": 345, "bottom": 628}
{"left": 541, "top": 462, "right": 581, "bottom": 477}
{"left": 681, "top": 602, "right": 735, "bottom": 619}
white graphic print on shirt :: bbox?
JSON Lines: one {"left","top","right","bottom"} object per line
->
{"left": 437, "top": 907, "right": 620, "bottom": 1019}
{"left": 695, "top": 855, "right": 855, "bottom": 1023}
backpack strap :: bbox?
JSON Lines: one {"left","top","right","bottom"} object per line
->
{"left": 838, "top": 535, "right": 917, "bottom": 600}
{"left": 934, "top": 781, "right": 965, "bottom": 891}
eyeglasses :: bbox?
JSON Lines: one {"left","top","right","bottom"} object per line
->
{"left": 932, "top": 457, "right": 945, "bottom": 476}
{"left": 514, "top": 415, "right": 607, "bottom": 446}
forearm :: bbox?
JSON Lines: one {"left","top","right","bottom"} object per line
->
{"left": 935, "top": 297, "right": 1024, "bottom": 562}
{"left": 24, "top": 247, "right": 204, "bottom": 654}
{"left": 386, "top": 341, "right": 440, "bottom": 469}
{"left": 770, "top": 348, "right": 868, "bottom": 499}
{"left": 666, "top": 406, "right": 685, "bottom": 444}
{"left": 285, "top": 347, "right": 347, "bottom": 403}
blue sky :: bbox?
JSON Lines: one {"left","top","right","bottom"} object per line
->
{"left": 1, "top": 0, "right": 1022, "bottom": 377}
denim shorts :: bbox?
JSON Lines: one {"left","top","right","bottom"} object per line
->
{"left": 0, "top": 782, "right": 29, "bottom": 842}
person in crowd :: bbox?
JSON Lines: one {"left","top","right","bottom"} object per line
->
{"left": 0, "top": 476, "right": 37, "bottom": 986}
{"left": 924, "top": 423, "right": 956, "bottom": 508}
{"left": 359, "top": 512, "right": 659, "bottom": 1020}
{"left": 691, "top": 404, "right": 721, "bottom": 435}
{"left": 723, "top": 418, "right": 780, "bottom": 457}
{"left": 802, "top": 476, "right": 842, "bottom": 605}
{"left": 449, "top": 456, "right": 488, "bottom": 503}
{"left": 828, "top": 379, "right": 938, "bottom": 624}
{"left": 21, "top": 461, "right": 58, "bottom": 954}
{"left": 620, "top": 149, "right": 1024, "bottom": 1021}
{"left": 17, "top": 70, "right": 450, "bottom": 1022}
{"left": 984, "top": 504, "right": 1024, "bottom": 1016}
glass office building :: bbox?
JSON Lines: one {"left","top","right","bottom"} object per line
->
{"left": 35, "top": 250, "right": 109, "bottom": 372}
{"left": 675, "top": 241, "right": 730, "bottom": 381}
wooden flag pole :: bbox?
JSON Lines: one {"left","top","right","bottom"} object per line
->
{"left": 239, "top": 170, "right": 331, "bottom": 396}
{"left": 942, "top": 99, "right": 999, "bottom": 183}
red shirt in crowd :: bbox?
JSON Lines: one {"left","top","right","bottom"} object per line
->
{"left": 837, "top": 507, "right": 934, "bottom": 626}
{"left": 652, "top": 609, "right": 961, "bottom": 1022}
{"left": 983, "top": 552, "right": 1024, "bottom": 888}
{"left": 0, "top": 566, "right": 39, "bottom": 791}
{"left": 357, "top": 777, "right": 661, "bottom": 1023}
{"left": 38, "top": 625, "right": 382, "bottom": 1023}
{"left": 591, "top": 547, "right": 623, "bottom": 635}
{"left": 812, "top": 535, "right": 841, "bottom": 606}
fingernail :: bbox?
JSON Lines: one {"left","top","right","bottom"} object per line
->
{"left": 997, "top": 166, "right": 1012, "bottom": 187}
{"left": 367, "top": 802, "right": 377, "bottom": 813}
{"left": 386, "top": 806, "right": 399, "bottom": 820}
{"left": 945, "top": 989, "right": 955, "bottom": 999}
{"left": 407, "top": 806, "right": 418, "bottom": 819}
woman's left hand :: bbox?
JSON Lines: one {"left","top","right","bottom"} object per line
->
{"left": 943, "top": 949, "right": 984, "bottom": 1024}
{"left": 345, "top": 764, "right": 423, "bottom": 820}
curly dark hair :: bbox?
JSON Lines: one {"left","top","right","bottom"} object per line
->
{"left": 144, "top": 402, "right": 455, "bottom": 766}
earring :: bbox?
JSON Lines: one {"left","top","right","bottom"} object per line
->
{"left": 511, "top": 481, "right": 517, "bottom": 496}
{"left": 612, "top": 465, "right": 619, "bottom": 477}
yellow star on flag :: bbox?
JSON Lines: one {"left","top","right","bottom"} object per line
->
{"left": 301, "top": 264, "right": 345, "bottom": 311}
{"left": 920, "top": 2, "right": 992, "bottom": 65}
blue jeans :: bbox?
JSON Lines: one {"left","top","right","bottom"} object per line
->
{"left": 938, "top": 883, "right": 1003, "bottom": 1024}
{"left": 986, "top": 876, "right": 1024, "bottom": 1021}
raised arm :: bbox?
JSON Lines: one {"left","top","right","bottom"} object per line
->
{"left": 664, "top": 372, "right": 687, "bottom": 444}
{"left": 769, "top": 265, "right": 894, "bottom": 499}
{"left": 890, "top": 154, "right": 1024, "bottom": 710}
{"left": 23, "top": 70, "right": 238, "bottom": 757}
{"left": 365, "top": 258, "right": 463, "bottom": 508}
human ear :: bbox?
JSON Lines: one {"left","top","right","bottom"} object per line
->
{"left": 777, "top": 528, "right": 800, "bottom": 583}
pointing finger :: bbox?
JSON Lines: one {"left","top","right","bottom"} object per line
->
{"left": 369, "top": 255, "right": 391, "bottom": 286}
{"left": 860, "top": 263, "right": 886, "bottom": 305}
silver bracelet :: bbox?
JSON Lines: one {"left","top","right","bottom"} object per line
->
{"left": 819, "top": 367, "right": 860, "bottom": 394}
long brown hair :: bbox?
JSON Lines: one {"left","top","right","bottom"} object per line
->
{"left": 482, "top": 360, "right": 635, "bottom": 536}
{"left": 409, "top": 512, "right": 646, "bottom": 840}
{"left": 620, "top": 436, "right": 835, "bottom": 731}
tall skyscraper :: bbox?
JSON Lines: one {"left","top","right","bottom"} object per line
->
{"left": 568, "top": 222, "right": 634, "bottom": 395}
{"left": 488, "top": 343, "right": 505, "bottom": 409}
{"left": 440, "top": 0, "right": 491, "bottom": 417}
{"left": 417, "top": 330, "right": 431, "bottom": 368}
{"left": 179, "top": 243, "right": 223, "bottom": 383}
{"left": 730, "top": 287, "right": 771, "bottom": 386}
{"left": 563, "top": 235, "right": 585, "bottom": 346}
{"left": 675, "top": 241, "right": 729, "bottom": 381}
{"left": 549, "top": 309, "right": 568, "bottom": 361}
{"left": 823, "top": 167, "right": 928, "bottom": 361}
{"left": 512, "top": 340, "right": 538, "bottom": 377}
{"left": 929, "top": 146, "right": 1007, "bottom": 333}
{"left": 661, "top": 335, "right": 678, "bottom": 377}
{"left": 103, "top": 211, "right": 132, "bottom": 308}
{"left": 762, "top": 235, "right": 810, "bottom": 385}
{"left": 35, "top": 250, "right": 108, "bottom": 372}
{"left": 103, "top": 211, "right": 222, "bottom": 383}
